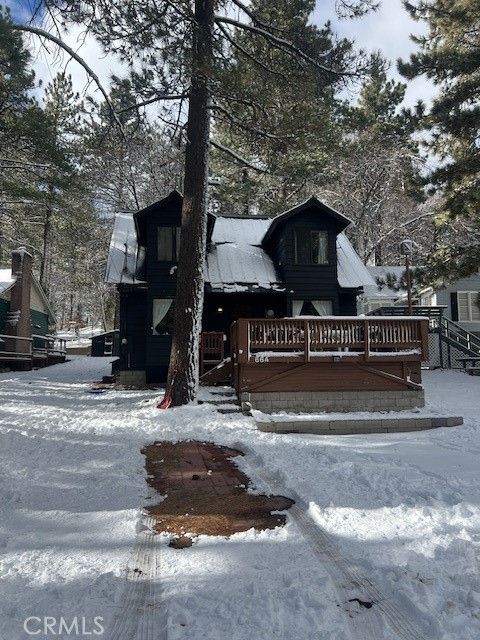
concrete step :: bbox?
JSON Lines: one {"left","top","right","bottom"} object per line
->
{"left": 256, "top": 415, "right": 463, "bottom": 435}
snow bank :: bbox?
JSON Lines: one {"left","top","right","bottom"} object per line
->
{"left": 0, "top": 360, "right": 479, "bottom": 639}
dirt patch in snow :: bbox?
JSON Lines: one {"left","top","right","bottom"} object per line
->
{"left": 142, "top": 441, "right": 294, "bottom": 546}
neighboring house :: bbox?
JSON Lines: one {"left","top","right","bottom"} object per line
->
{"left": 0, "top": 248, "right": 62, "bottom": 370}
{"left": 91, "top": 330, "right": 120, "bottom": 357}
{"left": 105, "top": 191, "right": 375, "bottom": 385}
{"left": 0, "top": 256, "right": 56, "bottom": 339}
{"left": 360, "top": 265, "right": 436, "bottom": 314}
{"left": 436, "top": 273, "right": 480, "bottom": 336}
{"left": 361, "top": 265, "right": 480, "bottom": 337}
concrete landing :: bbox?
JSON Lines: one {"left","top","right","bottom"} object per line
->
{"left": 255, "top": 414, "right": 463, "bottom": 435}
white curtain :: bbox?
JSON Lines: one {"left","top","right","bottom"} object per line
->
{"left": 153, "top": 299, "right": 173, "bottom": 334}
{"left": 311, "top": 300, "right": 332, "bottom": 316}
{"left": 292, "top": 300, "right": 304, "bottom": 317}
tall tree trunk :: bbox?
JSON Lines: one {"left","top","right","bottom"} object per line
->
{"left": 40, "top": 184, "right": 54, "bottom": 294}
{"left": 165, "top": 0, "right": 214, "bottom": 406}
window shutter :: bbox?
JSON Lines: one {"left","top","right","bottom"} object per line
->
{"left": 450, "top": 292, "right": 459, "bottom": 321}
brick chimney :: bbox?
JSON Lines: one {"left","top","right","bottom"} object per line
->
{"left": 4, "top": 248, "right": 33, "bottom": 363}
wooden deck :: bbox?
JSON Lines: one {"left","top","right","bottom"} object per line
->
{"left": 0, "top": 334, "right": 67, "bottom": 370}
{"left": 230, "top": 317, "right": 429, "bottom": 394}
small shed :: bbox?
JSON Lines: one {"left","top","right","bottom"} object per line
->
{"left": 91, "top": 330, "right": 120, "bottom": 357}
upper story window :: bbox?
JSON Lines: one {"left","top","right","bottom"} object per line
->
{"left": 294, "top": 229, "right": 328, "bottom": 265}
{"left": 458, "top": 291, "right": 480, "bottom": 322}
{"left": 157, "top": 226, "right": 181, "bottom": 261}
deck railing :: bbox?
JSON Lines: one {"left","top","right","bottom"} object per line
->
{"left": 32, "top": 334, "right": 67, "bottom": 358}
{"left": 368, "top": 305, "right": 446, "bottom": 330}
{"left": 0, "top": 334, "right": 33, "bottom": 361}
{"left": 0, "top": 334, "right": 67, "bottom": 363}
{"left": 232, "top": 316, "right": 429, "bottom": 363}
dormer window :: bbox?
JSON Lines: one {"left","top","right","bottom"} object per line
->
{"left": 158, "top": 226, "right": 181, "bottom": 261}
{"left": 294, "top": 229, "right": 328, "bottom": 265}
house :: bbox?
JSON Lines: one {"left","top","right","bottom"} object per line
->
{"left": 0, "top": 248, "right": 65, "bottom": 369}
{"left": 105, "top": 191, "right": 375, "bottom": 385}
{"left": 435, "top": 273, "right": 480, "bottom": 336}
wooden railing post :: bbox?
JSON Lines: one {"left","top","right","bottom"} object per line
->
{"left": 236, "top": 319, "right": 249, "bottom": 363}
{"left": 304, "top": 319, "right": 310, "bottom": 362}
{"left": 364, "top": 319, "right": 370, "bottom": 360}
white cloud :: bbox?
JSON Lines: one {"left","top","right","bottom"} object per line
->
{"left": 314, "top": 0, "right": 436, "bottom": 107}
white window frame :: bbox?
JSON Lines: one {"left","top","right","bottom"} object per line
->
{"left": 457, "top": 291, "right": 480, "bottom": 322}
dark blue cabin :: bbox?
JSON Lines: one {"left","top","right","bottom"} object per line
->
{"left": 105, "top": 191, "right": 374, "bottom": 385}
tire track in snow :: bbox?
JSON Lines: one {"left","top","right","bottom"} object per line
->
{"left": 238, "top": 444, "right": 432, "bottom": 640}
{"left": 105, "top": 516, "right": 167, "bottom": 640}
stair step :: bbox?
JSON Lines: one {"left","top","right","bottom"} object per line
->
{"left": 199, "top": 399, "right": 240, "bottom": 407}
{"left": 217, "top": 407, "right": 243, "bottom": 414}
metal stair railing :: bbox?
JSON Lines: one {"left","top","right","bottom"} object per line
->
{"left": 440, "top": 316, "right": 480, "bottom": 357}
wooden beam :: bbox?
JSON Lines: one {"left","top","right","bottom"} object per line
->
{"left": 353, "top": 362, "right": 422, "bottom": 390}
{"left": 242, "top": 362, "right": 308, "bottom": 392}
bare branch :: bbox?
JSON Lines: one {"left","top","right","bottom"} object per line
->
{"left": 366, "top": 211, "right": 437, "bottom": 261}
{"left": 12, "top": 23, "right": 126, "bottom": 138}
{"left": 116, "top": 92, "right": 188, "bottom": 115}
{"left": 210, "top": 140, "right": 266, "bottom": 173}
{"left": 0, "top": 159, "right": 50, "bottom": 169}
{"left": 215, "top": 16, "right": 345, "bottom": 76}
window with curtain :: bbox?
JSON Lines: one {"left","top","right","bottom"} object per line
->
{"left": 293, "top": 229, "right": 328, "bottom": 264}
{"left": 152, "top": 299, "right": 174, "bottom": 335}
{"left": 458, "top": 292, "right": 480, "bottom": 321}
{"left": 292, "top": 300, "right": 332, "bottom": 316}
{"left": 157, "top": 227, "right": 181, "bottom": 261}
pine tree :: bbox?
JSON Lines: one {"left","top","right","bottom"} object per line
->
{"left": 0, "top": 7, "right": 49, "bottom": 262}
{"left": 39, "top": 73, "right": 84, "bottom": 292}
{"left": 13, "top": 0, "right": 375, "bottom": 405}
{"left": 399, "top": 0, "right": 480, "bottom": 277}
{"left": 211, "top": 0, "right": 352, "bottom": 214}
{"left": 324, "top": 54, "right": 426, "bottom": 264}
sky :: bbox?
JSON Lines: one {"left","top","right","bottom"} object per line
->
{"left": 7, "top": 0, "right": 434, "bottom": 109}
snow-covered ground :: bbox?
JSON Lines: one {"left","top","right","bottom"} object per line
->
{"left": 0, "top": 358, "right": 479, "bottom": 639}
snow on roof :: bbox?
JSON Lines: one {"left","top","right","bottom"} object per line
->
{"left": 206, "top": 241, "right": 283, "bottom": 292}
{"left": 105, "top": 211, "right": 373, "bottom": 292}
{"left": 336, "top": 234, "right": 376, "bottom": 289}
{"left": 105, "top": 212, "right": 145, "bottom": 285}
{"left": 206, "top": 216, "right": 282, "bottom": 292}
{"left": 0, "top": 268, "right": 15, "bottom": 295}
{"left": 211, "top": 216, "right": 271, "bottom": 245}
